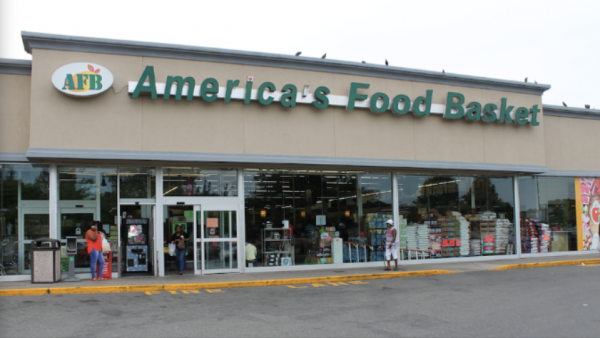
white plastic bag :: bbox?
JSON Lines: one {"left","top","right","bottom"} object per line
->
{"left": 102, "top": 237, "right": 111, "bottom": 253}
{"left": 168, "top": 243, "right": 176, "bottom": 256}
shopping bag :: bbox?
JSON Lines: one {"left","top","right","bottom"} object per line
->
{"left": 168, "top": 243, "right": 176, "bottom": 256}
{"left": 102, "top": 237, "right": 111, "bottom": 253}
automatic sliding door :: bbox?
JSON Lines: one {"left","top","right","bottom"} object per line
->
{"left": 197, "top": 208, "right": 238, "bottom": 274}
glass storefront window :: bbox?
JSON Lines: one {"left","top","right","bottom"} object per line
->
{"left": 397, "top": 174, "right": 515, "bottom": 259}
{"left": 0, "top": 164, "right": 50, "bottom": 276}
{"left": 519, "top": 176, "right": 576, "bottom": 253}
{"left": 119, "top": 167, "right": 156, "bottom": 199}
{"left": 244, "top": 170, "right": 391, "bottom": 268}
{"left": 163, "top": 168, "right": 237, "bottom": 197}
{"left": 58, "top": 167, "right": 117, "bottom": 271}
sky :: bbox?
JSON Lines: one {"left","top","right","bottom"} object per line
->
{"left": 1, "top": 0, "right": 599, "bottom": 109}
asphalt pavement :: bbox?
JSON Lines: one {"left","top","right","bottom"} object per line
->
{"left": 1, "top": 264, "right": 599, "bottom": 337}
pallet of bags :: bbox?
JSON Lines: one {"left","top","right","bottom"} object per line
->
{"left": 538, "top": 223, "right": 550, "bottom": 253}
{"left": 471, "top": 239, "right": 481, "bottom": 256}
{"left": 458, "top": 215, "right": 470, "bottom": 256}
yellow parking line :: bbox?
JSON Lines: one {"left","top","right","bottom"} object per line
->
{"left": 169, "top": 291, "right": 178, "bottom": 295}
{"left": 181, "top": 290, "right": 189, "bottom": 294}
{"left": 188, "top": 290, "right": 200, "bottom": 293}
{"left": 287, "top": 285, "right": 307, "bottom": 289}
{"left": 145, "top": 291, "right": 152, "bottom": 296}
{"left": 490, "top": 259, "right": 600, "bottom": 270}
{"left": 0, "top": 269, "right": 457, "bottom": 297}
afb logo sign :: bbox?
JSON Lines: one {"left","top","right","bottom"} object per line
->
{"left": 51, "top": 62, "right": 114, "bottom": 97}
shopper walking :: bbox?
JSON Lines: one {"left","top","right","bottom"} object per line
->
{"left": 85, "top": 221, "right": 105, "bottom": 281}
{"left": 384, "top": 219, "right": 400, "bottom": 271}
{"left": 171, "top": 225, "right": 190, "bottom": 275}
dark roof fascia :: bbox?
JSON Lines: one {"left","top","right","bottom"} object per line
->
{"left": 0, "top": 58, "right": 32, "bottom": 75}
{"left": 22, "top": 31, "right": 551, "bottom": 95}
{"left": 543, "top": 104, "right": 600, "bottom": 120}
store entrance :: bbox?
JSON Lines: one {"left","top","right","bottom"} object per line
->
{"left": 163, "top": 205, "right": 195, "bottom": 276}
{"left": 163, "top": 204, "right": 240, "bottom": 276}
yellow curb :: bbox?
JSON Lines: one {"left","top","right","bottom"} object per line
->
{"left": 0, "top": 269, "right": 457, "bottom": 297}
{"left": 489, "top": 258, "right": 600, "bottom": 271}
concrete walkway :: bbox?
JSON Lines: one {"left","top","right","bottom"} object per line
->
{"left": 1, "top": 253, "right": 598, "bottom": 296}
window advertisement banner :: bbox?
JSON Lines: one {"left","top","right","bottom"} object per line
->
{"left": 577, "top": 178, "right": 600, "bottom": 251}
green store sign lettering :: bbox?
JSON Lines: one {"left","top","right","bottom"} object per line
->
{"left": 129, "top": 66, "right": 541, "bottom": 126}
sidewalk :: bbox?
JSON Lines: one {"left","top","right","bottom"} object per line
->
{"left": 1, "top": 253, "right": 598, "bottom": 296}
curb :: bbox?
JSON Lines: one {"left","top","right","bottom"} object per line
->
{"left": 0, "top": 269, "right": 457, "bottom": 297}
{"left": 489, "top": 258, "right": 600, "bottom": 271}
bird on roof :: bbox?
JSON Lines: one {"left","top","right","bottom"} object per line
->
{"left": 385, "top": 59, "right": 389, "bottom": 66}
{"left": 321, "top": 53, "right": 327, "bottom": 59}
{"left": 535, "top": 80, "right": 537, "bottom": 84}
{"left": 524, "top": 77, "right": 528, "bottom": 83}
{"left": 295, "top": 51, "right": 301, "bottom": 56}
{"left": 362, "top": 61, "right": 366, "bottom": 64}
{"left": 585, "top": 104, "right": 590, "bottom": 109}
{"left": 442, "top": 69, "right": 445, "bottom": 74}
{"left": 562, "top": 102, "right": 568, "bottom": 107}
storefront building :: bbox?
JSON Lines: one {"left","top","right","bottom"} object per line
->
{"left": 0, "top": 32, "right": 598, "bottom": 281}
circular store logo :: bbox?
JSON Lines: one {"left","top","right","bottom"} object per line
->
{"left": 51, "top": 62, "right": 114, "bottom": 97}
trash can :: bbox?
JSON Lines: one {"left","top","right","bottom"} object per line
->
{"left": 31, "top": 238, "right": 61, "bottom": 284}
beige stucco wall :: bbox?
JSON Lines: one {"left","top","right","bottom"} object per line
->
{"left": 28, "top": 49, "right": 546, "bottom": 167}
{"left": 544, "top": 115, "right": 600, "bottom": 171}
{"left": 0, "top": 73, "right": 31, "bottom": 153}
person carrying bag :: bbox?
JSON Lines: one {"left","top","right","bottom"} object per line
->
{"left": 171, "top": 225, "right": 190, "bottom": 275}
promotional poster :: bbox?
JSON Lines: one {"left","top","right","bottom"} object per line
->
{"left": 577, "top": 178, "right": 600, "bottom": 251}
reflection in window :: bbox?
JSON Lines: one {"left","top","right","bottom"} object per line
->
{"left": 0, "top": 164, "right": 50, "bottom": 275}
{"left": 58, "top": 167, "right": 117, "bottom": 272}
{"left": 119, "top": 167, "right": 156, "bottom": 199}
{"left": 519, "top": 177, "right": 576, "bottom": 253}
{"left": 397, "top": 174, "right": 515, "bottom": 259}
{"left": 243, "top": 170, "right": 392, "bottom": 267}
{"left": 163, "top": 168, "right": 237, "bottom": 197}
{"left": 59, "top": 168, "right": 97, "bottom": 200}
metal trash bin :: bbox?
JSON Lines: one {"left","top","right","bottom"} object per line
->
{"left": 31, "top": 238, "right": 61, "bottom": 284}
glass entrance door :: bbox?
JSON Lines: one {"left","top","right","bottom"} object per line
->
{"left": 20, "top": 208, "right": 50, "bottom": 274}
{"left": 194, "top": 206, "right": 239, "bottom": 274}
{"left": 59, "top": 208, "right": 96, "bottom": 272}
{"left": 163, "top": 205, "right": 195, "bottom": 276}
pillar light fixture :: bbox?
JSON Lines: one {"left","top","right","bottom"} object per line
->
{"left": 345, "top": 210, "right": 351, "bottom": 217}
{"left": 260, "top": 210, "right": 266, "bottom": 217}
{"left": 301, "top": 210, "right": 306, "bottom": 218}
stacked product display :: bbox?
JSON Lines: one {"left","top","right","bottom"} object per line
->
{"left": 458, "top": 215, "right": 470, "bottom": 256}
{"left": 494, "top": 218, "right": 512, "bottom": 254}
{"left": 539, "top": 223, "right": 551, "bottom": 253}
{"left": 406, "top": 224, "right": 419, "bottom": 252}
{"left": 398, "top": 216, "right": 408, "bottom": 250}
{"left": 417, "top": 224, "right": 430, "bottom": 257}
{"left": 366, "top": 213, "right": 393, "bottom": 262}
{"left": 470, "top": 239, "right": 481, "bottom": 255}
{"left": 439, "top": 214, "right": 460, "bottom": 257}
{"left": 520, "top": 219, "right": 551, "bottom": 254}
{"left": 520, "top": 219, "right": 539, "bottom": 253}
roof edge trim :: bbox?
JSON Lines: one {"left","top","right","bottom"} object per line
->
{"left": 0, "top": 58, "right": 32, "bottom": 75}
{"left": 22, "top": 31, "right": 551, "bottom": 95}
{"left": 543, "top": 104, "right": 600, "bottom": 120}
